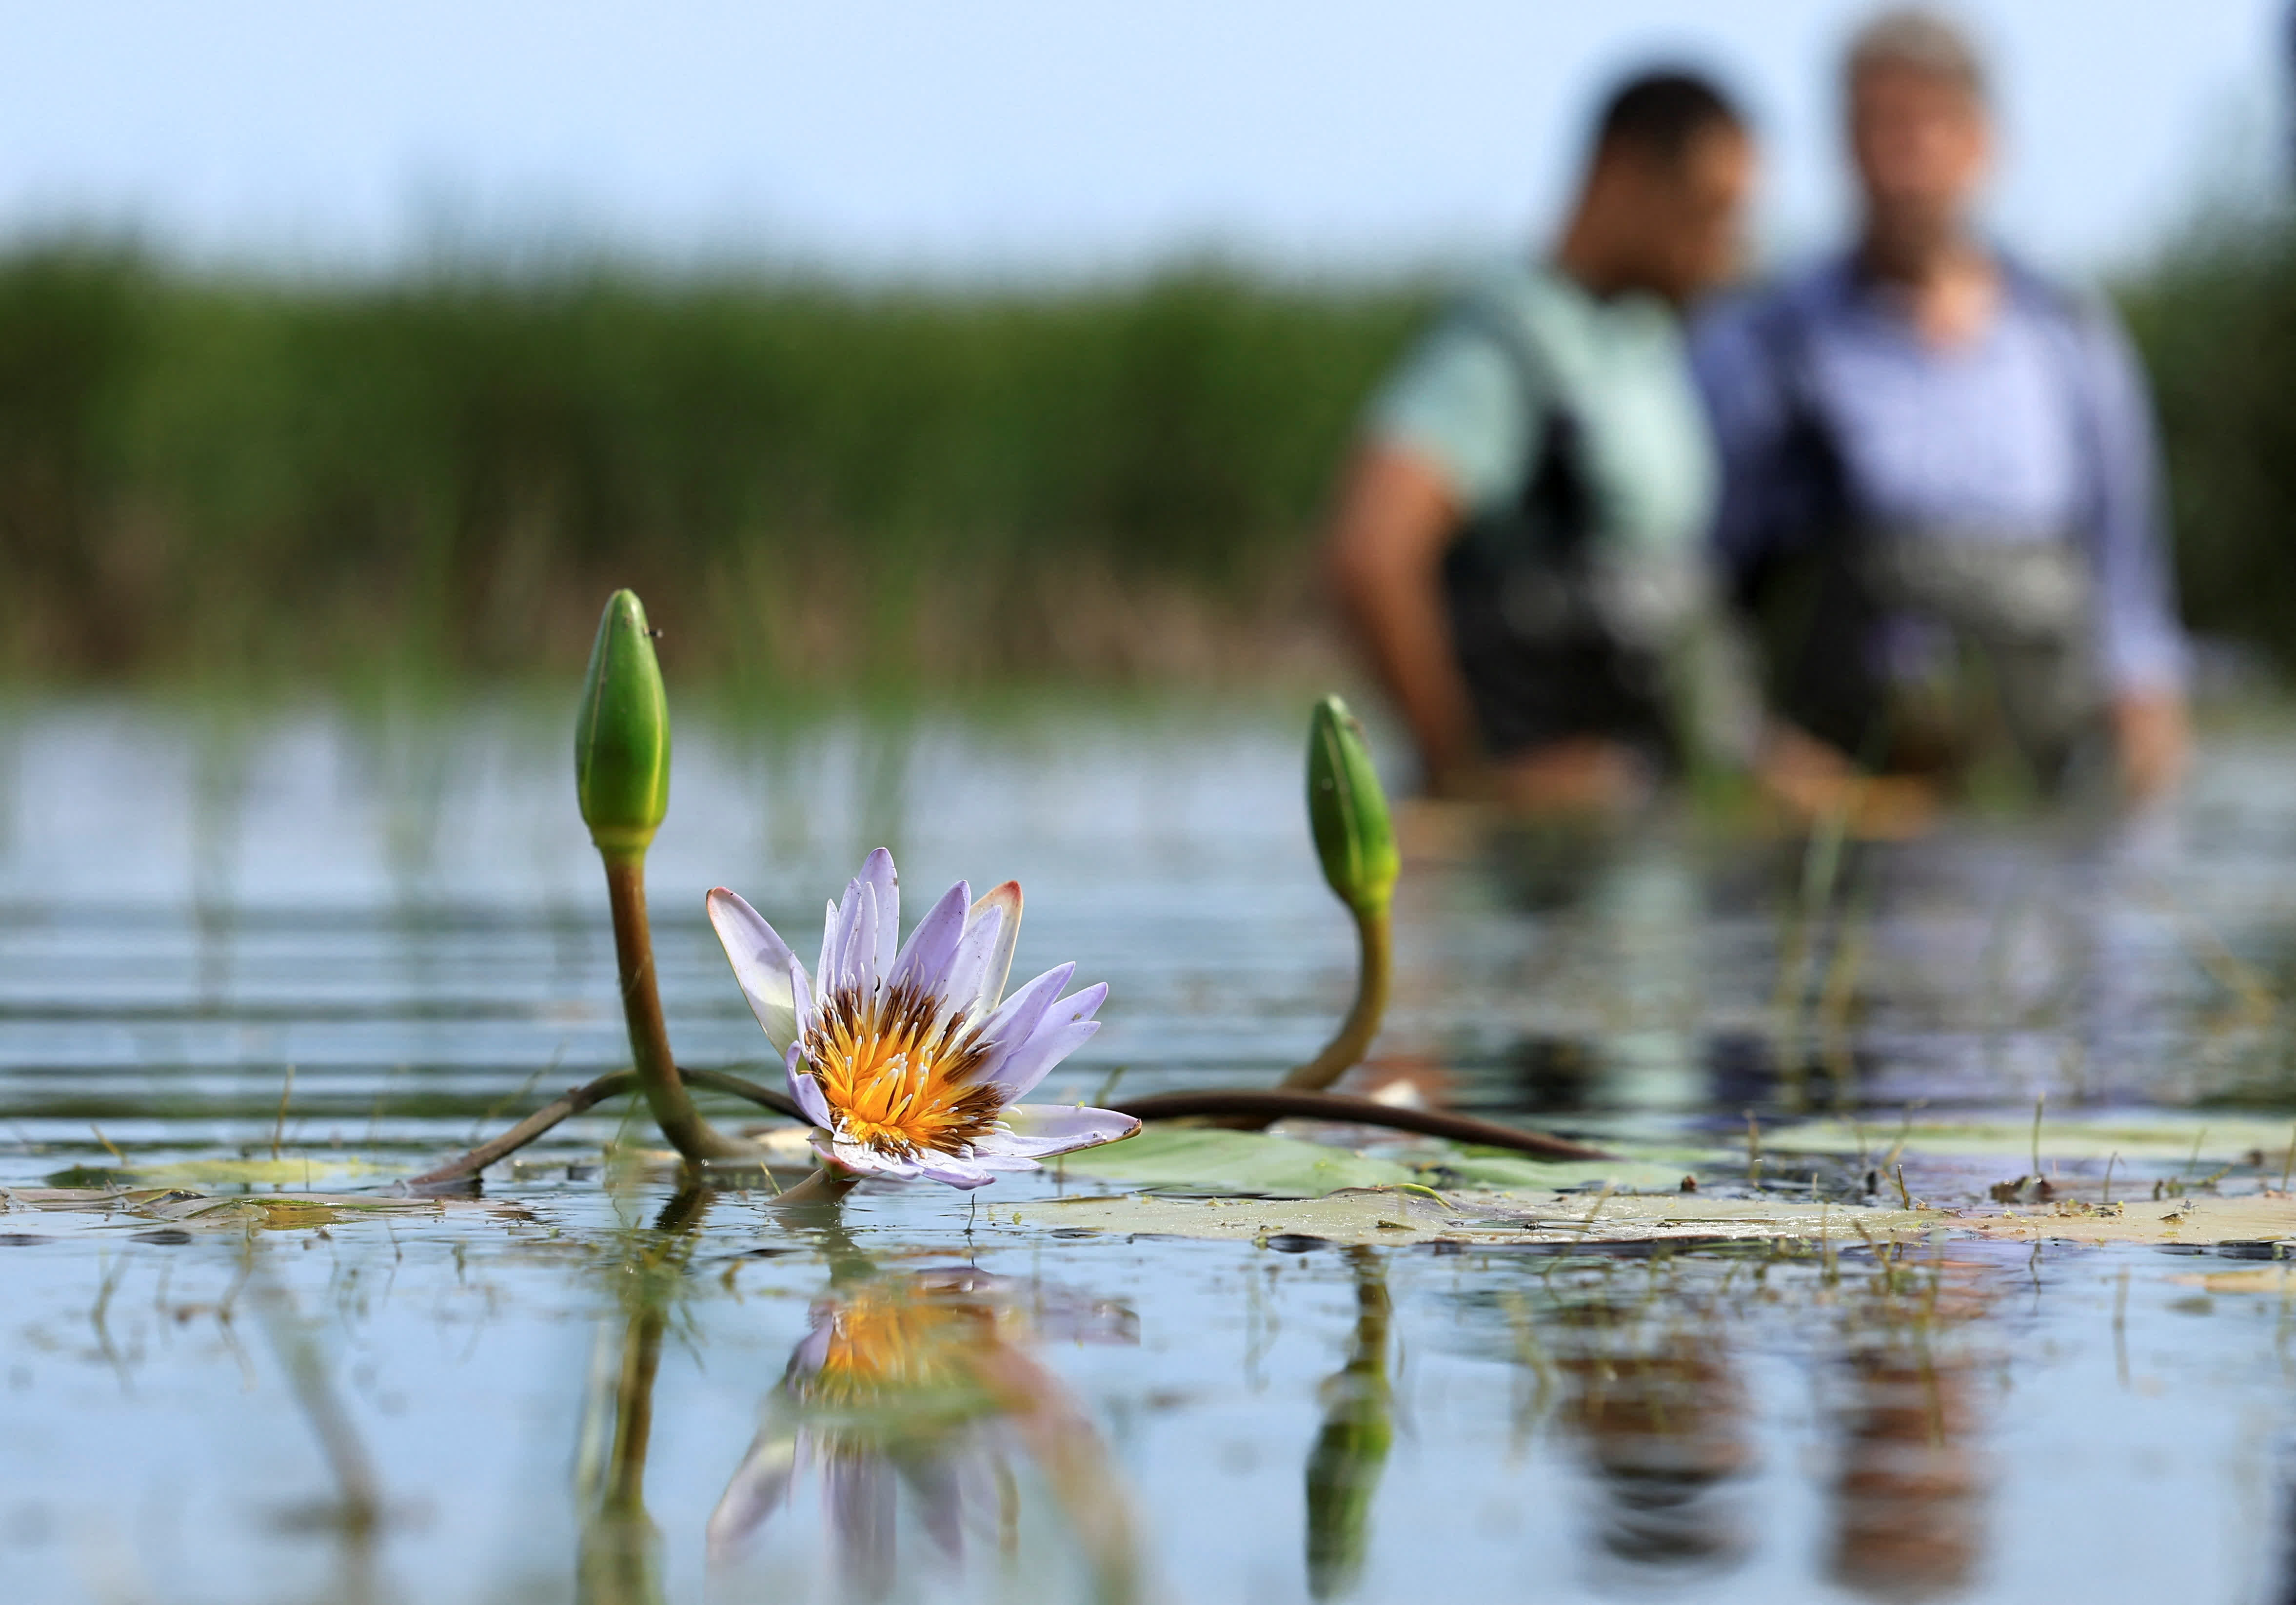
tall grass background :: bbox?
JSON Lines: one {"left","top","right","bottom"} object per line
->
{"left": 0, "top": 246, "right": 1425, "bottom": 692}
{"left": 0, "top": 234, "right": 2286, "bottom": 693}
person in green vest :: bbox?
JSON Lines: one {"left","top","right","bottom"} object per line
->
{"left": 1326, "top": 70, "right": 1755, "bottom": 812}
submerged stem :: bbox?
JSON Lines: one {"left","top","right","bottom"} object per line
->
{"left": 1280, "top": 905, "right": 1391, "bottom": 1094}
{"left": 1112, "top": 1089, "right": 1610, "bottom": 1162}
{"left": 601, "top": 852, "right": 749, "bottom": 1162}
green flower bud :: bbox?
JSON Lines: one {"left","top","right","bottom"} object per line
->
{"left": 576, "top": 589, "right": 672, "bottom": 857}
{"left": 1306, "top": 695, "right": 1397, "bottom": 919}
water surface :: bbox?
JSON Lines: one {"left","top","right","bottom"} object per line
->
{"left": 5, "top": 692, "right": 2296, "bottom": 1604}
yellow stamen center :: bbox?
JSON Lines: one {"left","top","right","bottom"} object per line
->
{"left": 803, "top": 981, "right": 1003, "bottom": 1160}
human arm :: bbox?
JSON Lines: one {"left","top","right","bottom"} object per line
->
{"left": 1324, "top": 442, "right": 1484, "bottom": 794}
{"left": 2074, "top": 302, "right": 2189, "bottom": 802}
{"left": 1331, "top": 304, "right": 1543, "bottom": 794}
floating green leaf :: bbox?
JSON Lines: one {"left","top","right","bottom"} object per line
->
{"left": 1056, "top": 1127, "right": 1416, "bottom": 1197}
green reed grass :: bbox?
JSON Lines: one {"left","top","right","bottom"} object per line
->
{"left": 0, "top": 242, "right": 1426, "bottom": 685}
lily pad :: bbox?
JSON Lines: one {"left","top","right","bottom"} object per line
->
{"left": 1424, "top": 1152, "right": 1704, "bottom": 1194}
{"left": 1759, "top": 1116, "right": 2296, "bottom": 1168}
{"left": 1019, "top": 1186, "right": 1940, "bottom": 1247}
{"left": 1056, "top": 1128, "right": 1417, "bottom": 1197}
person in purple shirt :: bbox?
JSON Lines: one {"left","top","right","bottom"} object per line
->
{"left": 1693, "top": 9, "right": 2188, "bottom": 829}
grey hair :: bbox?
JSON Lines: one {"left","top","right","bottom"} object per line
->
{"left": 1845, "top": 7, "right": 1986, "bottom": 102}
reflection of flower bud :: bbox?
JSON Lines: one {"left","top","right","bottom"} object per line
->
{"left": 576, "top": 590, "right": 672, "bottom": 857}
{"left": 1307, "top": 697, "right": 1397, "bottom": 920}
{"left": 1305, "top": 1251, "right": 1393, "bottom": 1602}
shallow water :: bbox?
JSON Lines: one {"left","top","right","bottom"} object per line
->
{"left": 6, "top": 691, "right": 2296, "bottom": 1604}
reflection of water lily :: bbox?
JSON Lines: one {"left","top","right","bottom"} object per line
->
{"left": 710, "top": 849, "right": 1136, "bottom": 1189}
{"left": 709, "top": 1270, "right": 1140, "bottom": 1603}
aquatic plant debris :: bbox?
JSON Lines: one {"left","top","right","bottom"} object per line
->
{"left": 0, "top": 1185, "right": 485, "bottom": 1232}
{"left": 1952, "top": 1194, "right": 2296, "bottom": 1247}
{"left": 710, "top": 848, "right": 1137, "bottom": 1189}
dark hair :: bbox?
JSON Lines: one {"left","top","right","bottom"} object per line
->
{"left": 1592, "top": 70, "right": 1744, "bottom": 167}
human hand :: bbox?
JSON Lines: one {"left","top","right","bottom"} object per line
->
{"left": 2111, "top": 690, "right": 2188, "bottom": 805}
{"left": 1494, "top": 738, "right": 1653, "bottom": 816}
{"left": 1754, "top": 723, "right": 1938, "bottom": 841}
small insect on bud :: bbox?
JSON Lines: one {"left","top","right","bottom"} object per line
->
{"left": 1306, "top": 695, "right": 1398, "bottom": 920}
{"left": 575, "top": 589, "right": 672, "bottom": 858}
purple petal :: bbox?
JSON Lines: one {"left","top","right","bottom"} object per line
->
{"left": 785, "top": 1046, "right": 832, "bottom": 1128}
{"left": 980, "top": 985, "right": 1107, "bottom": 1100}
{"left": 891, "top": 881, "right": 970, "bottom": 996}
{"left": 909, "top": 1152, "right": 1000, "bottom": 1190}
{"left": 969, "top": 963, "right": 1074, "bottom": 1087}
{"left": 974, "top": 1103, "right": 1140, "bottom": 1159}
{"left": 967, "top": 881, "right": 1023, "bottom": 1015}
{"left": 788, "top": 1319, "right": 835, "bottom": 1379}
{"left": 706, "top": 888, "right": 804, "bottom": 1054}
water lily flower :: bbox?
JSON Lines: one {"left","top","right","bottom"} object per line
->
{"left": 708, "top": 850, "right": 1138, "bottom": 1189}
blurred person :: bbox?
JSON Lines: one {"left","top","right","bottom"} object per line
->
{"left": 1695, "top": 8, "right": 2188, "bottom": 830}
{"left": 1326, "top": 71, "right": 1756, "bottom": 812}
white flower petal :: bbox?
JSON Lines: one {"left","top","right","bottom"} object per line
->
{"left": 935, "top": 903, "right": 1006, "bottom": 1031}
{"left": 857, "top": 848, "right": 899, "bottom": 988}
{"left": 787, "top": 955, "right": 820, "bottom": 1042}
{"left": 816, "top": 897, "right": 843, "bottom": 1000}
{"left": 967, "top": 881, "right": 1023, "bottom": 1015}
{"left": 822, "top": 1135, "right": 917, "bottom": 1180}
{"left": 975, "top": 1104, "right": 1139, "bottom": 1158}
{"left": 706, "top": 888, "right": 803, "bottom": 1053}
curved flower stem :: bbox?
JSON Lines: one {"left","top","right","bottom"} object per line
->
{"left": 1280, "top": 904, "right": 1390, "bottom": 1094}
{"left": 1112, "top": 1089, "right": 1611, "bottom": 1162}
{"left": 601, "top": 850, "right": 750, "bottom": 1162}
{"left": 406, "top": 1069, "right": 639, "bottom": 1187}
{"left": 770, "top": 1164, "right": 859, "bottom": 1210}
{"left": 406, "top": 1065, "right": 800, "bottom": 1188}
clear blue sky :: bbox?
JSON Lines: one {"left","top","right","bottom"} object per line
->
{"left": 0, "top": 0, "right": 2280, "bottom": 278}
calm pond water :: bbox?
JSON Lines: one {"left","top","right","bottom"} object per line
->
{"left": 6, "top": 690, "right": 2296, "bottom": 1604}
